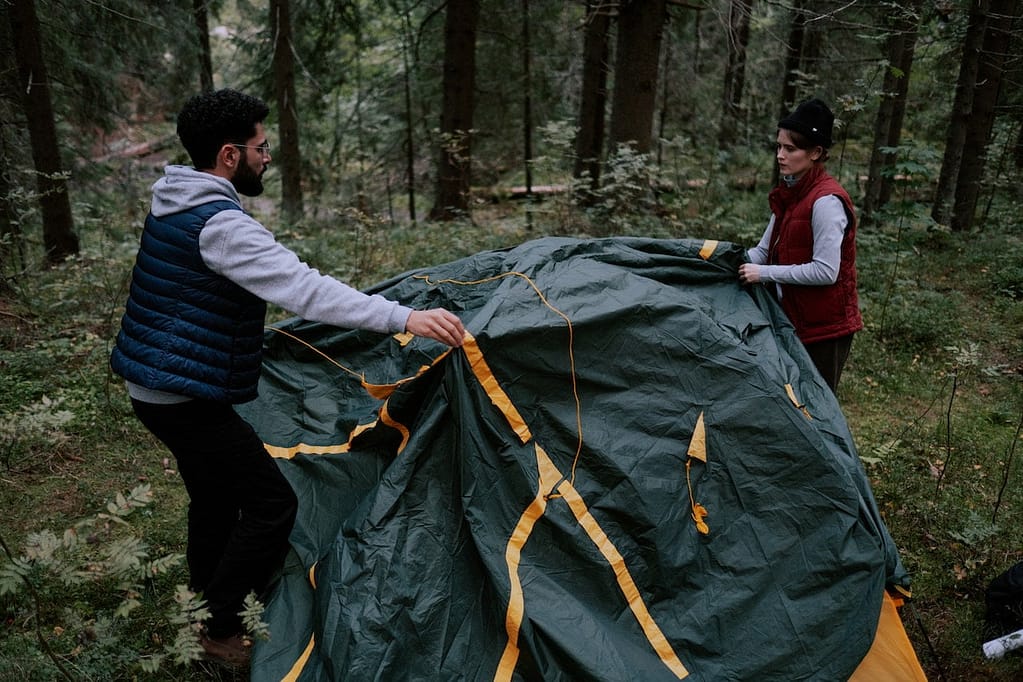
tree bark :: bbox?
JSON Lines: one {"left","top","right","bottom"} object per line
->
{"left": 0, "top": 139, "right": 20, "bottom": 293}
{"left": 932, "top": 0, "right": 990, "bottom": 226}
{"left": 778, "top": 0, "right": 806, "bottom": 119}
{"left": 608, "top": 0, "right": 668, "bottom": 154}
{"left": 430, "top": 0, "right": 480, "bottom": 221}
{"left": 399, "top": 6, "right": 417, "bottom": 223}
{"left": 6, "top": 0, "right": 78, "bottom": 264}
{"left": 1016, "top": 119, "right": 1023, "bottom": 170}
{"left": 192, "top": 0, "right": 215, "bottom": 92}
{"left": 774, "top": 0, "right": 807, "bottom": 186}
{"left": 271, "top": 0, "right": 304, "bottom": 223}
{"left": 717, "top": 0, "right": 754, "bottom": 149}
{"left": 521, "top": 0, "right": 534, "bottom": 201}
{"left": 573, "top": 0, "right": 612, "bottom": 200}
{"left": 862, "top": 0, "right": 923, "bottom": 223}
{"left": 950, "top": 0, "right": 1019, "bottom": 232}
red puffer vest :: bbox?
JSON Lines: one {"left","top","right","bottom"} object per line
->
{"left": 767, "top": 164, "right": 863, "bottom": 344}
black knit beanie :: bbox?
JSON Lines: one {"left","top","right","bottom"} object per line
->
{"left": 778, "top": 98, "right": 834, "bottom": 148}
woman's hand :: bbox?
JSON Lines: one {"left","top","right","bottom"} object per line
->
{"left": 738, "top": 263, "right": 762, "bottom": 285}
{"left": 406, "top": 309, "right": 466, "bottom": 347}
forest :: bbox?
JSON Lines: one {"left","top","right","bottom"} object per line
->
{"left": 1, "top": 0, "right": 1023, "bottom": 679}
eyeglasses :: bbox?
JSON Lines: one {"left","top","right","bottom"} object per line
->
{"left": 233, "top": 142, "right": 271, "bottom": 158}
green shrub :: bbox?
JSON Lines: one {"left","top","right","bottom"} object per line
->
{"left": 0, "top": 486, "right": 211, "bottom": 679}
{"left": 990, "top": 262, "right": 1023, "bottom": 300}
{"left": 870, "top": 288, "right": 966, "bottom": 350}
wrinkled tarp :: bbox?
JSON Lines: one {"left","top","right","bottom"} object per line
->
{"left": 237, "top": 236, "right": 915, "bottom": 681}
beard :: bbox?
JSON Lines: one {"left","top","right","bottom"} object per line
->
{"left": 232, "top": 160, "right": 265, "bottom": 197}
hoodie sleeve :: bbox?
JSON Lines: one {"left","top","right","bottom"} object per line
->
{"left": 199, "top": 210, "right": 412, "bottom": 334}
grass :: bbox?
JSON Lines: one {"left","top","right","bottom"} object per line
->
{"left": 1, "top": 164, "right": 1022, "bottom": 680}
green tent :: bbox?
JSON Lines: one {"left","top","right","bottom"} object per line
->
{"left": 237, "top": 237, "right": 921, "bottom": 681}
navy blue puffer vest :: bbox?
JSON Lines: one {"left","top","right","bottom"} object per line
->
{"left": 111, "top": 201, "right": 267, "bottom": 403}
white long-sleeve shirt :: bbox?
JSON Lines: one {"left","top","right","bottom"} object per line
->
{"left": 746, "top": 194, "right": 848, "bottom": 288}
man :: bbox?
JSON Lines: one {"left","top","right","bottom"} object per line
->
{"left": 110, "top": 89, "right": 464, "bottom": 667}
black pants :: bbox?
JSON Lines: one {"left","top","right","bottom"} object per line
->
{"left": 131, "top": 398, "right": 298, "bottom": 637}
{"left": 804, "top": 333, "right": 854, "bottom": 394}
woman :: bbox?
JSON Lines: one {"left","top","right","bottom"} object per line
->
{"left": 738, "top": 98, "right": 862, "bottom": 393}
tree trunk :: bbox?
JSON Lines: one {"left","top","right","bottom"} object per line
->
{"left": 774, "top": 0, "right": 807, "bottom": 186}
{"left": 717, "top": 0, "right": 754, "bottom": 150}
{"left": 932, "top": 0, "right": 989, "bottom": 226}
{"left": 1015, "top": 119, "right": 1023, "bottom": 170}
{"left": 608, "top": 0, "right": 667, "bottom": 154}
{"left": 656, "top": 28, "right": 672, "bottom": 166}
{"left": 430, "top": 0, "right": 480, "bottom": 221}
{"left": 400, "top": 6, "right": 417, "bottom": 224}
{"left": 520, "top": 0, "right": 538, "bottom": 230}
{"left": 799, "top": 5, "right": 823, "bottom": 80}
{"left": 1014, "top": 117, "right": 1023, "bottom": 170}
{"left": 0, "top": 140, "right": 20, "bottom": 293}
{"left": 573, "top": 0, "right": 612, "bottom": 201}
{"left": 192, "top": 0, "right": 214, "bottom": 92}
{"left": 521, "top": 0, "right": 533, "bottom": 201}
{"left": 0, "top": 66, "right": 20, "bottom": 288}
{"left": 271, "top": 0, "right": 304, "bottom": 223}
{"left": 862, "top": 0, "right": 923, "bottom": 223}
{"left": 950, "top": 0, "right": 1018, "bottom": 232}
{"left": 877, "top": 12, "right": 921, "bottom": 210}
{"left": 6, "top": 0, "right": 78, "bottom": 264}
{"left": 778, "top": 0, "right": 806, "bottom": 118}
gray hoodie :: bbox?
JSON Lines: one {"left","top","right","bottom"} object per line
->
{"left": 127, "top": 165, "right": 413, "bottom": 404}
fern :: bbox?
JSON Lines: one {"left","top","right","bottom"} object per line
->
{"left": 24, "top": 529, "right": 63, "bottom": 562}
{"left": 0, "top": 555, "right": 32, "bottom": 595}
{"left": 100, "top": 484, "right": 153, "bottom": 522}
{"left": 104, "top": 536, "right": 148, "bottom": 575}
{"left": 114, "top": 593, "right": 142, "bottom": 619}
{"left": 166, "top": 624, "right": 205, "bottom": 665}
{"left": 138, "top": 654, "right": 164, "bottom": 673}
{"left": 862, "top": 438, "right": 902, "bottom": 465}
{"left": 162, "top": 586, "right": 209, "bottom": 665}
{"left": 0, "top": 487, "right": 200, "bottom": 677}
{"left": 145, "top": 553, "right": 185, "bottom": 578}
{"left": 241, "top": 590, "right": 271, "bottom": 641}
{"left": 168, "top": 585, "right": 208, "bottom": 621}
{"left": 950, "top": 511, "right": 1000, "bottom": 547}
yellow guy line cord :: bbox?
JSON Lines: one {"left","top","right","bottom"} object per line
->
{"left": 263, "top": 325, "right": 455, "bottom": 457}
{"left": 685, "top": 411, "right": 710, "bottom": 536}
{"left": 414, "top": 271, "right": 586, "bottom": 488}
{"left": 265, "top": 325, "right": 453, "bottom": 399}
{"left": 265, "top": 325, "right": 366, "bottom": 381}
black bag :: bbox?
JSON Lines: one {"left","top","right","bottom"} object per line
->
{"left": 986, "top": 561, "right": 1023, "bottom": 636}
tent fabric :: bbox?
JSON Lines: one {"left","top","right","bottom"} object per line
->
{"left": 850, "top": 592, "right": 928, "bottom": 681}
{"left": 236, "top": 236, "right": 920, "bottom": 681}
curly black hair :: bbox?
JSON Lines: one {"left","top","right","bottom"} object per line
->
{"left": 176, "top": 89, "right": 270, "bottom": 169}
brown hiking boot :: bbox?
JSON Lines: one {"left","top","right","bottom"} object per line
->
{"left": 199, "top": 631, "right": 252, "bottom": 669}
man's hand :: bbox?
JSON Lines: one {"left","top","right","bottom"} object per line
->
{"left": 406, "top": 309, "right": 466, "bottom": 347}
{"left": 738, "top": 263, "right": 762, "bottom": 285}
